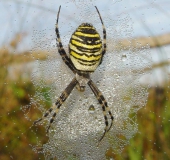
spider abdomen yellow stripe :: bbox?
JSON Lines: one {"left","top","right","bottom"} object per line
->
{"left": 69, "top": 23, "right": 102, "bottom": 72}
{"left": 70, "top": 50, "right": 102, "bottom": 61}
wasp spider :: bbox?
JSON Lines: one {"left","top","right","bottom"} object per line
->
{"left": 34, "top": 5, "right": 114, "bottom": 143}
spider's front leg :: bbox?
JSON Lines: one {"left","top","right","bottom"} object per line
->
{"left": 95, "top": 6, "right": 107, "bottom": 64}
{"left": 88, "top": 79, "right": 114, "bottom": 143}
{"left": 34, "top": 77, "right": 78, "bottom": 132}
{"left": 55, "top": 5, "right": 76, "bottom": 74}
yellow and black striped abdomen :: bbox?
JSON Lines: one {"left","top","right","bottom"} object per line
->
{"left": 69, "top": 23, "right": 102, "bottom": 72}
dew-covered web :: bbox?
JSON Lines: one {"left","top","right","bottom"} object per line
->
{"left": 23, "top": 0, "right": 152, "bottom": 159}
{"left": 71, "top": 0, "right": 123, "bottom": 7}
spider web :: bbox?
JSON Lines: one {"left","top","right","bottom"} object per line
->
{"left": 22, "top": 0, "right": 152, "bottom": 159}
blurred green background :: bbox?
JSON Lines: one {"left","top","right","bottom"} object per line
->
{"left": 0, "top": 0, "right": 170, "bottom": 159}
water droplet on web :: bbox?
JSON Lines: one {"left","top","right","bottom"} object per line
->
{"left": 121, "top": 54, "right": 127, "bottom": 61}
{"left": 88, "top": 105, "right": 95, "bottom": 114}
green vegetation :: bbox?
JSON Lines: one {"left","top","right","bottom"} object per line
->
{"left": 106, "top": 87, "right": 170, "bottom": 159}
{"left": 0, "top": 47, "right": 47, "bottom": 160}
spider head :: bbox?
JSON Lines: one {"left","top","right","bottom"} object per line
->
{"left": 76, "top": 84, "right": 86, "bottom": 92}
{"left": 75, "top": 73, "right": 90, "bottom": 92}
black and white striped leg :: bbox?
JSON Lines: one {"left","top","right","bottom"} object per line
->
{"left": 56, "top": 5, "right": 76, "bottom": 74}
{"left": 88, "top": 79, "right": 114, "bottom": 143}
{"left": 95, "top": 6, "right": 107, "bottom": 59}
{"left": 34, "top": 77, "right": 78, "bottom": 132}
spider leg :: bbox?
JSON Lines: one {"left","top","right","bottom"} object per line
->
{"left": 56, "top": 6, "right": 76, "bottom": 74}
{"left": 95, "top": 6, "right": 106, "bottom": 62}
{"left": 34, "top": 77, "right": 78, "bottom": 132}
{"left": 88, "top": 79, "right": 114, "bottom": 143}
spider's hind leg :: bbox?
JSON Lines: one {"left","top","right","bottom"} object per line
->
{"left": 34, "top": 77, "right": 78, "bottom": 132}
{"left": 88, "top": 79, "right": 114, "bottom": 143}
{"left": 33, "top": 108, "right": 53, "bottom": 125}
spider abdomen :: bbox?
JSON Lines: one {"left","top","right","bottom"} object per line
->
{"left": 69, "top": 23, "right": 102, "bottom": 72}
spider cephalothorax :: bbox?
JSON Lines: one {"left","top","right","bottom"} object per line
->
{"left": 34, "top": 5, "right": 114, "bottom": 144}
